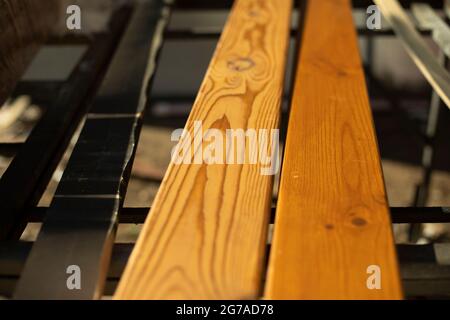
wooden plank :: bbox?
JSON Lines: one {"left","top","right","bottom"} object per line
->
{"left": 0, "top": 0, "right": 59, "bottom": 105}
{"left": 115, "top": 0, "right": 292, "bottom": 299}
{"left": 264, "top": 0, "right": 403, "bottom": 299}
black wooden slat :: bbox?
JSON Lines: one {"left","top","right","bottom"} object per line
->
{"left": 0, "top": 242, "right": 133, "bottom": 298}
{"left": 0, "top": 9, "right": 131, "bottom": 240}
{"left": 12, "top": 0, "right": 170, "bottom": 300}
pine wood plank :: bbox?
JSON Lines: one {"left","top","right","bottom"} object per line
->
{"left": 115, "top": 0, "right": 292, "bottom": 299}
{"left": 264, "top": 0, "right": 403, "bottom": 299}
{"left": 0, "top": 0, "right": 59, "bottom": 105}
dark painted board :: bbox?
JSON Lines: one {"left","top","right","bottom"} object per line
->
{"left": 0, "top": 9, "right": 130, "bottom": 240}
{"left": 13, "top": 0, "right": 169, "bottom": 299}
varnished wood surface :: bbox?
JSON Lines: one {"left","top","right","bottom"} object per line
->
{"left": 115, "top": 0, "right": 292, "bottom": 299}
{"left": 264, "top": 0, "right": 403, "bottom": 299}
{"left": 0, "top": 0, "right": 59, "bottom": 106}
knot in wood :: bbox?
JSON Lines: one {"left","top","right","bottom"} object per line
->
{"left": 227, "top": 57, "right": 255, "bottom": 72}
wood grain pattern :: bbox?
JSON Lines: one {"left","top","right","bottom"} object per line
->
{"left": 264, "top": 0, "right": 403, "bottom": 299}
{"left": 115, "top": 0, "right": 292, "bottom": 299}
{"left": 0, "top": 0, "right": 59, "bottom": 106}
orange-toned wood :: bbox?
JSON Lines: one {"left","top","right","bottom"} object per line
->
{"left": 0, "top": 0, "right": 59, "bottom": 105}
{"left": 264, "top": 0, "right": 403, "bottom": 299}
{"left": 115, "top": 0, "right": 292, "bottom": 299}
